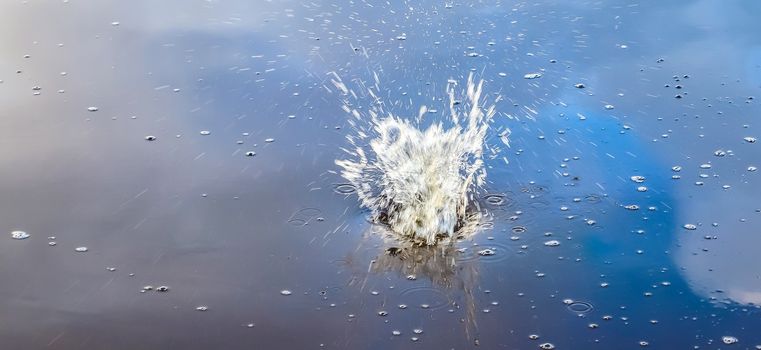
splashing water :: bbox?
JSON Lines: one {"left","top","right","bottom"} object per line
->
{"left": 334, "top": 73, "right": 502, "bottom": 245}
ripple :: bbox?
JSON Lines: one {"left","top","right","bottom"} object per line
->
{"left": 456, "top": 242, "right": 513, "bottom": 264}
{"left": 566, "top": 301, "right": 594, "bottom": 314}
{"left": 512, "top": 226, "right": 527, "bottom": 234}
{"left": 333, "top": 183, "right": 357, "bottom": 195}
{"left": 584, "top": 194, "right": 603, "bottom": 204}
{"left": 287, "top": 207, "right": 322, "bottom": 226}
{"left": 398, "top": 286, "right": 452, "bottom": 310}
{"left": 287, "top": 218, "right": 308, "bottom": 226}
{"left": 483, "top": 194, "right": 508, "bottom": 206}
{"left": 294, "top": 208, "right": 321, "bottom": 217}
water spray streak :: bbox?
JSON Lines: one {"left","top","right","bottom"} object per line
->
{"left": 334, "top": 73, "right": 503, "bottom": 245}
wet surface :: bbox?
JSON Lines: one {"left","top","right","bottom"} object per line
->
{"left": 2, "top": 0, "right": 761, "bottom": 349}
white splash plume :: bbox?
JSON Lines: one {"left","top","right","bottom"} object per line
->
{"left": 334, "top": 73, "right": 501, "bottom": 245}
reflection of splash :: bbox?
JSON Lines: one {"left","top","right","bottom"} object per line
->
{"left": 372, "top": 242, "right": 481, "bottom": 339}
{"left": 343, "top": 218, "right": 488, "bottom": 340}
{"left": 334, "top": 73, "right": 502, "bottom": 245}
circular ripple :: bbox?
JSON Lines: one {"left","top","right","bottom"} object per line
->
{"left": 584, "top": 194, "right": 602, "bottom": 204}
{"left": 456, "top": 242, "right": 513, "bottom": 264}
{"left": 484, "top": 194, "right": 506, "bottom": 206}
{"left": 287, "top": 218, "right": 308, "bottom": 226}
{"left": 294, "top": 207, "right": 321, "bottom": 217}
{"left": 287, "top": 207, "right": 322, "bottom": 226}
{"left": 333, "top": 183, "right": 357, "bottom": 195}
{"left": 512, "top": 226, "right": 527, "bottom": 234}
{"left": 398, "top": 287, "right": 452, "bottom": 310}
{"left": 567, "top": 301, "right": 594, "bottom": 314}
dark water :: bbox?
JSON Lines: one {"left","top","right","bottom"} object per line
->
{"left": 2, "top": 1, "right": 761, "bottom": 349}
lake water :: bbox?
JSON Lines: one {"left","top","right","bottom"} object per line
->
{"left": 1, "top": 1, "right": 761, "bottom": 349}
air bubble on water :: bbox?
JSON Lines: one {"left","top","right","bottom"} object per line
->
{"left": 245, "top": 151, "right": 256, "bottom": 157}
{"left": 743, "top": 137, "right": 756, "bottom": 143}
{"left": 630, "top": 175, "right": 646, "bottom": 183}
{"left": 544, "top": 240, "right": 560, "bottom": 247}
{"left": 539, "top": 343, "right": 555, "bottom": 349}
{"left": 75, "top": 246, "right": 88, "bottom": 252}
{"left": 683, "top": 224, "right": 697, "bottom": 230}
{"left": 265, "top": 138, "right": 275, "bottom": 143}
{"left": 87, "top": 106, "right": 98, "bottom": 112}
{"left": 200, "top": 130, "right": 211, "bottom": 135}
{"left": 11, "top": 231, "right": 30, "bottom": 240}
{"left": 604, "top": 104, "right": 614, "bottom": 110}
{"left": 195, "top": 306, "right": 208, "bottom": 311}
{"left": 280, "top": 290, "right": 292, "bottom": 296}
{"left": 392, "top": 330, "right": 401, "bottom": 336}
{"left": 145, "top": 135, "right": 156, "bottom": 141}
{"left": 413, "top": 328, "right": 423, "bottom": 334}
{"left": 524, "top": 73, "right": 542, "bottom": 79}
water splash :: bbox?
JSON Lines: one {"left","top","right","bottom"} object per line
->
{"left": 334, "top": 73, "right": 502, "bottom": 245}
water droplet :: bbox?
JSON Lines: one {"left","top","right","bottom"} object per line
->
{"left": 145, "top": 135, "right": 156, "bottom": 141}
{"left": 524, "top": 73, "right": 542, "bottom": 79}
{"left": 544, "top": 240, "right": 560, "bottom": 247}
{"left": 200, "top": 130, "right": 211, "bottom": 136}
{"left": 75, "top": 246, "right": 88, "bottom": 252}
{"left": 11, "top": 230, "right": 30, "bottom": 240}
{"left": 744, "top": 137, "right": 757, "bottom": 143}
{"left": 87, "top": 106, "right": 98, "bottom": 112}
{"left": 478, "top": 249, "right": 496, "bottom": 256}
{"left": 683, "top": 224, "right": 697, "bottom": 230}
{"left": 723, "top": 336, "right": 739, "bottom": 345}
{"left": 195, "top": 306, "right": 208, "bottom": 312}
{"left": 539, "top": 343, "right": 555, "bottom": 349}
{"left": 280, "top": 290, "right": 292, "bottom": 296}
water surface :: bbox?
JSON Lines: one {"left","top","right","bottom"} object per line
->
{"left": 1, "top": 1, "right": 761, "bottom": 349}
